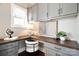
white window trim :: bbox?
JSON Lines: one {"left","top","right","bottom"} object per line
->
{"left": 11, "top": 3, "right": 28, "bottom": 28}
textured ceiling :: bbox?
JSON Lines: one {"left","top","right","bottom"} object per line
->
{"left": 16, "top": 3, "right": 35, "bottom": 8}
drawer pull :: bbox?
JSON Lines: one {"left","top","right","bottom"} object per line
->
{"left": 56, "top": 53, "right": 61, "bottom": 56}
{"left": 54, "top": 47, "right": 61, "bottom": 50}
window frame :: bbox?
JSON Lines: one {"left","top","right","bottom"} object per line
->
{"left": 11, "top": 3, "right": 28, "bottom": 28}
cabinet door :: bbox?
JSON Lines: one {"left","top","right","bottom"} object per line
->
{"left": 31, "top": 5, "right": 38, "bottom": 21}
{"left": 0, "top": 50, "right": 8, "bottom": 56}
{"left": 7, "top": 47, "right": 18, "bottom": 56}
{"left": 62, "top": 46, "right": 79, "bottom": 56}
{"left": 0, "top": 42, "right": 18, "bottom": 56}
{"left": 0, "top": 42, "right": 18, "bottom": 50}
{"left": 45, "top": 46, "right": 66, "bottom": 56}
{"left": 55, "top": 52, "right": 67, "bottom": 56}
{"left": 78, "top": 3, "right": 79, "bottom": 13}
{"left": 18, "top": 40, "right": 26, "bottom": 53}
{"left": 18, "top": 40, "right": 25, "bottom": 48}
{"left": 45, "top": 47, "right": 56, "bottom": 56}
{"left": 45, "top": 21, "right": 57, "bottom": 38}
{"left": 38, "top": 41, "right": 47, "bottom": 53}
{"left": 39, "top": 22, "right": 46, "bottom": 35}
{"left": 43, "top": 41, "right": 67, "bottom": 56}
{"left": 60, "top": 3, "right": 77, "bottom": 15}
{"left": 37, "top": 3, "right": 47, "bottom": 21}
{"left": 27, "top": 7, "right": 32, "bottom": 21}
{"left": 48, "top": 3, "right": 59, "bottom": 19}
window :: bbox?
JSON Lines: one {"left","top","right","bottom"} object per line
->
{"left": 11, "top": 4, "right": 28, "bottom": 28}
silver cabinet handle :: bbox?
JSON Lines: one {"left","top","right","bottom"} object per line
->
{"left": 61, "top": 8, "right": 63, "bottom": 13}
{"left": 56, "top": 53, "right": 61, "bottom": 56}
{"left": 60, "top": 8, "right": 63, "bottom": 14}
{"left": 54, "top": 47, "right": 61, "bottom": 50}
{"left": 58, "top": 9, "right": 60, "bottom": 15}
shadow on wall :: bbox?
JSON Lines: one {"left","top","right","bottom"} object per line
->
{"left": 67, "top": 33, "right": 76, "bottom": 41}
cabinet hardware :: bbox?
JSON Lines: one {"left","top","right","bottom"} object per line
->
{"left": 56, "top": 53, "right": 60, "bottom": 56}
{"left": 58, "top": 9, "right": 60, "bottom": 14}
{"left": 59, "top": 8, "right": 63, "bottom": 14}
{"left": 47, "top": 12, "right": 48, "bottom": 17}
{"left": 54, "top": 47, "right": 61, "bottom": 50}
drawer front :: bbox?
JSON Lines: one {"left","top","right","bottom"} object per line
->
{"left": 0, "top": 47, "right": 18, "bottom": 56}
{"left": 44, "top": 42, "right": 63, "bottom": 51}
{"left": 39, "top": 42, "right": 45, "bottom": 52}
{"left": 62, "top": 46, "right": 79, "bottom": 56}
{"left": 7, "top": 42, "right": 18, "bottom": 48}
{"left": 0, "top": 42, "right": 18, "bottom": 50}
{"left": 7, "top": 47, "right": 18, "bottom": 52}
{"left": 8, "top": 50, "right": 18, "bottom": 56}
{"left": 55, "top": 52, "right": 67, "bottom": 56}
{"left": 8, "top": 53, "right": 18, "bottom": 56}
{"left": 46, "top": 47, "right": 67, "bottom": 56}
{"left": 46, "top": 48, "right": 56, "bottom": 56}
{"left": 0, "top": 44, "right": 8, "bottom": 50}
{"left": 40, "top": 41, "right": 79, "bottom": 56}
{"left": 0, "top": 50, "right": 8, "bottom": 56}
{"left": 0, "top": 50, "right": 17, "bottom": 56}
{"left": 46, "top": 52, "right": 56, "bottom": 56}
{"left": 8, "top": 42, "right": 18, "bottom": 45}
{"left": 18, "top": 41, "right": 25, "bottom": 48}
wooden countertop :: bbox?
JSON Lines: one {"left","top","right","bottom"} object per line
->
{"left": 0, "top": 35, "right": 30, "bottom": 45}
{"left": 0, "top": 35, "right": 79, "bottom": 50}
{"left": 32, "top": 35, "right": 79, "bottom": 50}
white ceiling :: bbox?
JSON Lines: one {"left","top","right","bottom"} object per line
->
{"left": 16, "top": 3, "right": 35, "bottom": 8}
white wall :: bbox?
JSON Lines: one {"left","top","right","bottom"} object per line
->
{"left": 58, "top": 15, "right": 79, "bottom": 41}
{"left": 0, "top": 3, "right": 28, "bottom": 38}
{"left": 76, "top": 13, "right": 79, "bottom": 42}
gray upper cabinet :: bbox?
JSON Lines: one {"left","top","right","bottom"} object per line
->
{"left": 28, "top": 4, "right": 38, "bottom": 21}
{"left": 60, "top": 3, "right": 77, "bottom": 15}
{"left": 47, "top": 3, "right": 77, "bottom": 19}
{"left": 47, "top": 3, "right": 60, "bottom": 19}
{"left": 28, "top": 3, "right": 78, "bottom": 21}
{"left": 78, "top": 3, "right": 79, "bottom": 13}
{"left": 31, "top": 4, "right": 38, "bottom": 21}
{"left": 37, "top": 3, "right": 48, "bottom": 21}
{"left": 27, "top": 7, "right": 32, "bottom": 21}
